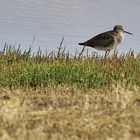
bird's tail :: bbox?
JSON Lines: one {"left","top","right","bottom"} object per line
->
{"left": 79, "top": 42, "right": 85, "bottom": 46}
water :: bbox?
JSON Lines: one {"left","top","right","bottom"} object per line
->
{"left": 0, "top": 0, "right": 140, "bottom": 54}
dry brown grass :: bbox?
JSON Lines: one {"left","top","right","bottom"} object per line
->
{"left": 0, "top": 85, "right": 140, "bottom": 140}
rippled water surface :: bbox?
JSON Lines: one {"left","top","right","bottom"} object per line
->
{"left": 0, "top": 0, "right": 140, "bottom": 54}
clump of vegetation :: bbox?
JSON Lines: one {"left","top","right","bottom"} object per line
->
{"left": 0, "top": 43, "right": 140, "bottom": 89}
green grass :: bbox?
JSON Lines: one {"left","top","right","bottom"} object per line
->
{"left": 0, "top": 44, "right": 140, "bottom": 89}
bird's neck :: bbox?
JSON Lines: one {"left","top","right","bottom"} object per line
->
{"left": 117, "top": 31, "right": 124, "bottom": 44}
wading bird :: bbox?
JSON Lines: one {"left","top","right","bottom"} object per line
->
{"left": 79, "top": 25, "right": 133, "bottom": 55}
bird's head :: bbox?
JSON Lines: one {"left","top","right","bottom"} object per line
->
{"left": 113, "top": 25, "right": 133, "bottom": 35}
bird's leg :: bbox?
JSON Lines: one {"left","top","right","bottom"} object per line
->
{"left": 105, "top": 51, "right": 107, "bottom": 57}
{"left": 105, "top": 50, "right": 110, "bottom": 57}
{"left": 104, "top": 51, "right": 108, "bottom": 58}
{"left": 107, "top": 50, "right": 110, "bottom": 56}
{"left": 104, "top": 51, "right": 107, "bottom": 63}
{"left": 104, "top": 50, "right": 110, "bottom": 62}
{"left": 78, "top": 45, "right": 86, "bottom": 58}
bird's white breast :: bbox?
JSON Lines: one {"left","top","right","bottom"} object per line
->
{"left": 119, "top": 32, "right": 124, "bottom": 42}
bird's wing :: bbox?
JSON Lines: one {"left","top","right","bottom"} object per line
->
{"left": 83, "top": 31, "right": 115, "bottom": 47}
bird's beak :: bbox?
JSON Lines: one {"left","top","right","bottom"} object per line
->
{"left": 123, "top": 30, "right": 133, "bottom": 35}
